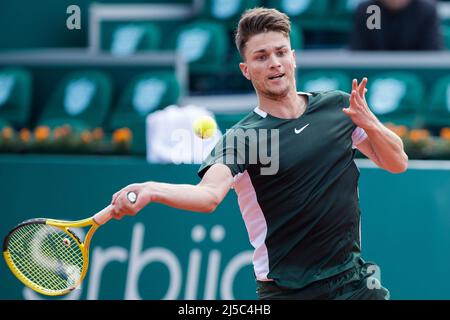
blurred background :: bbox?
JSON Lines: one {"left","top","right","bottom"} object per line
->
{"left": 1, "top": 0, "right": 450, "bottom": 300}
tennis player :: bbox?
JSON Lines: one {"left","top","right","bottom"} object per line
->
{"left": 111, "top": 8, "right": 408, "bottom": 300}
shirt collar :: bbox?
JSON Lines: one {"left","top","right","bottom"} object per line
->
{"left": 253, "top": 91, "right": 312, "bottom": 118}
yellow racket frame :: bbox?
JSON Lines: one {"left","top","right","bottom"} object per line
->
{"left": 3, "top": 217, "right": 100, "bottom": 296}
{"left": 4, "top": 193, "right": 136, "bottom": 296}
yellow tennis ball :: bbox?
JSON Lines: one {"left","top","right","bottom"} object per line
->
{"left": 193, "top": 116, "right": 217, "bottom": 139}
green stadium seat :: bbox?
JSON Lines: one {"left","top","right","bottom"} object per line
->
{"left": 109, "top": 23, "right": 161, "bottom": 56}
{"left": 297, "top": 71, "right": 351, "bottom": 93}
{"left": 38, "top": 70, "right": 112, "bottom": 132}
{"left": 198, "top": 0, "right": 262, "bottom": 27}
{"left": 441, "top": 24, "right": 450, "bottom": 50}
{"left": 366, "top": 72, "right": 424, "bottom": 127}
{"left": 0, "top": 67, "right": 32, "bottom": 128}
{"left": 108, "top": 71, "right": 181, "bottom": 154}
{"left": 423, "top": 75, "right": 450, "bottom": 130}
{"left": 171, "top": 20, "right": 229, "bottom": 74}
{"left": 331, "top": 0, "right": 366, "bottom": 31}
{"left": 291, "top": 23, "right": 304, "bottom": 51}
{"left": 265, "top": 0, "right": 329, "bottom": 30}
{"left": 0, "top": 117, "right": 11, "bottom": 130}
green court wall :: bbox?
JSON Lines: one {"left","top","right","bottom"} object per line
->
{"left": 0, "top": 155, "right": 449, "bottom": 300}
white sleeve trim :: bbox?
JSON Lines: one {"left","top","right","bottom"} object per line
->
{"left": 352, "top": 127, "right": 368, "bottom": 149}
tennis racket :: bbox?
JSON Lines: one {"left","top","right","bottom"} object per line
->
{"left": 3, "top": 191, "right": 137, "bottom": 296}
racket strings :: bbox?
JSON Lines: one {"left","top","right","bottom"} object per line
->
{"left": 22, "top": 224, "right": 83, "bottom": 287}
{"left": 8, "top": 225, "right": 70, "bottom": 290}
{"left": 9, "top": 224, "right": 83, "bottom": 290}
{"left": 6, "top": 223, "right": 84, "bottom": 292}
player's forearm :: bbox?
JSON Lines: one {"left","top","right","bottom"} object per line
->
{"left": 364, "top": 121, "right": 408, "bottom": 173}
{"left": 145, "top": 181, "right": 219, "bottom": 213}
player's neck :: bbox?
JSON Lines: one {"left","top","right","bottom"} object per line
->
{"left": 257, "top": 90, "right": 307, "bottom": 119}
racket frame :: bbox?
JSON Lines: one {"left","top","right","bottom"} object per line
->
{"left": 3, "top": 217, "right": 100, "bottom": 296}
{"left": 3, "top": 191, "right": 136, "bottom": 296}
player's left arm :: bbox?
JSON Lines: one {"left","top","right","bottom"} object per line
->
{"left": 343, "top": 78, "right": 408, "bottom": 174}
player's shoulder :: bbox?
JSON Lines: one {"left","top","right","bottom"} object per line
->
{"left": 309, "top": 89, "right": 349, "bottom": 105}
{"left": 228, "top": 110, "right": 265, "bottom": 131}
{"left": 416, "top": 0, "right": 438, "bottom": 11}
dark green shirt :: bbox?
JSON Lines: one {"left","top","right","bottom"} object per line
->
{"left": 198, "top": 90, "right": 367, "bottom": 289}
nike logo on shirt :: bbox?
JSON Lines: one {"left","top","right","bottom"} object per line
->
{"left": 294, "top": 124, "right": 309, "bottom": 134}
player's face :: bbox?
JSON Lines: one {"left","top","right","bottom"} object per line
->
{"left": 240, "top": 31, "right": 296, "bottom": 100}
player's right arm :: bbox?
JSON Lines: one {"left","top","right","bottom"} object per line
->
{"left": 110, "top": 163, "right": 234, "bottom": 219}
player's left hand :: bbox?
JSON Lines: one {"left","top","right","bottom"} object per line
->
{"left": 342, "top": 78, "right": 379, "bottom": 130}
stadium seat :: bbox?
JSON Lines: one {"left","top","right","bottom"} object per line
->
{"left": 171, "top": 20, "right": 229, "bottom": 74}
{"left": 38, "top": 70, "right": 112, "bottom": 132}
{"left": 265, "top": 0, "right": 329, "bottom": 30}
{"left": 291, "top": 23, "right": 305, "bottom": 51}
{"left": 297, "top": 70, "right": 351, "bottom": 93}
{"left": 0, "top": 117, "right": 11, "bottom": 130}
{"left": 0, "top": 67, "right": 32, "bottom": 128}
{"left": 198, "top": 0, "right": 262, "bottom": 26}
{"left": 108, "top": 23, "right": 161, "bottom": 56}
{"left": 108, "top": 71, "right": 181, "bottom": 154}
{"left": 331, "top": 0, "right": 366, "bottom": 31}
{"left": 441, "top": 24, "right": 450, "bottom": 50}
{"left": 424, "top": 75, "right": 450, "bottom": 130}
{"left": 366, "top": 72, "right": 424, "bottom": 127}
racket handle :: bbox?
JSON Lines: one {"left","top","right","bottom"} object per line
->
{"left": 93, "top": 191, "right": 138, "bottom": 225}
{"left": 93, "top": 205, "right": 115, "bottom": 225}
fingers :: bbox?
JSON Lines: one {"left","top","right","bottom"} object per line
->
{"left": 112, "top": 193, "right": 132, "bottom": 220}
{"left": 342, "top": 107, "right": 356, "bottom": 116}
{"left": 111, "top": 184, "right": 140, "bottom": 220}
{"left": 350, "top": 90, "right": 358, "bottom": 107}
{"left": 109, "top": 206, "right": 121, "bottom": 220}
{"left": 111, "top": 184, "right": 136, "bottom": 205}
{"left": 113, "top": 185, "right": 142, "bottom": 220}
{"left": 342, "top": 107, "right": 350, "bottom": 116}
{"left": 358, "top": 77, "right": 368, "bottom": 97}
{"left": 111, "top": 207, "right": 123, "bottom": 220}
{"left": 350, "top": 89, "right": 364, "bottom": 107}
{"left": 111, "top": 191, "right": 121, "bottom": 205}
{"left": 351, "top": 78, "right": 368, "bottom": 99}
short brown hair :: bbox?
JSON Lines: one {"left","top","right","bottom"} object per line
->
{"left": 235, "top": 7, "right": 291, "bottom": 59}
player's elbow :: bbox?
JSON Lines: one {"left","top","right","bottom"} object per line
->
{"left": 199, "top": 193, "right": 221, "bottom": 213}
{"left": 201, "top": 199, "right": 219, "bottom": 213}
{"left": 204, "top": 205, "right": 217, "bottom": 214}
{"left": 387, "top": 153, "right": 409, "bottom": 174}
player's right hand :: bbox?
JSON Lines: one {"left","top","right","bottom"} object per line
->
{"left": 110, "top": 182, "right": 152, "bottom": 220}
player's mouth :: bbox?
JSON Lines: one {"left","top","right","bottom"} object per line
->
{"left": 268, "top": 73, "right": 285, "bottom": 80}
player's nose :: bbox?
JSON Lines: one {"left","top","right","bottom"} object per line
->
{"left": 268, "top": 53, "right": 282, "bottom": 68}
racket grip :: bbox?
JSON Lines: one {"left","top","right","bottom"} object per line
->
{"left": 93, "top": 205, "right": 115, "bottom": 225}
{"left": 93, "top": 191, "right": 138, "bottom": 225}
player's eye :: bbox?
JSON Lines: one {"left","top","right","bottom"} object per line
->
{"left": 255, "top": 55, "right": 266, "bottom": 61}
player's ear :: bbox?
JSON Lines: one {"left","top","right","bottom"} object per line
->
{"left": 239, "top": 62, "right": 251, "bottom": 80}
